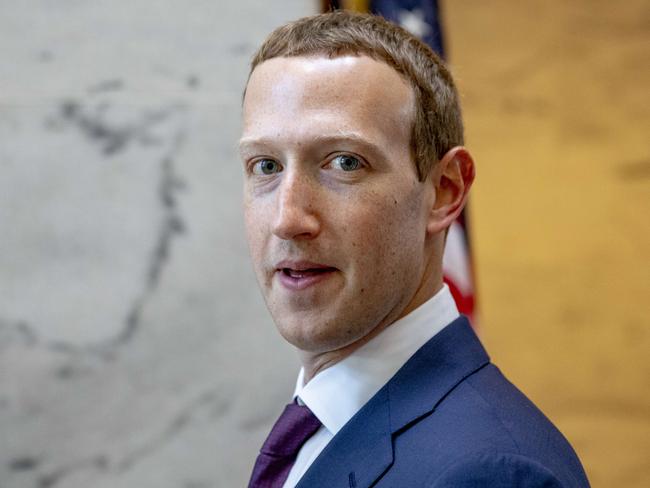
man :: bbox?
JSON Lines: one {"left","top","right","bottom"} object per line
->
{"left": 240, "top": 11, "right": 589, "bottom": 488}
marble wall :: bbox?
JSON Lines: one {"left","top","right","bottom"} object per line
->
{"left": 1, "top": 2, "right": 314, "bottom": 487}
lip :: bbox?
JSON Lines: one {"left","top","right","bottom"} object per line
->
{"left": 274, "top": 260, "right": 338, "bottom": 291}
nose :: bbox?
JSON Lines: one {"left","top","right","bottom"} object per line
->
{"left": 272, "top": 171, "right": 321, "bottom": 241}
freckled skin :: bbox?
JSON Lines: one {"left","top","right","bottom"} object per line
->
{"left": 240, "top": 55, "right": 471, "bottom": 381}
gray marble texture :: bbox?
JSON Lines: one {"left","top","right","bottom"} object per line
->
{"left": 0, "top": 1, "right": 315, "bottom": 486}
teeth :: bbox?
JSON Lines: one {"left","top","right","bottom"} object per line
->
{"left": 283, "top": 268, "right": 328, "bottom": 278}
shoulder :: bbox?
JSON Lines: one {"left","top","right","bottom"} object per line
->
{"left": 388, "top": 363, "right": 590, "bottom": 487}
{"left": 446, "top": 364, "right": 590, "bottom": 486}
{"left": 426, "top": 450, "right": 568, "bottom": 487}
{"left": 412, "top": 363, "right": 566, "bottom": 453}
{"left": 462, "top": 364, "right": 584, "bottom": 466}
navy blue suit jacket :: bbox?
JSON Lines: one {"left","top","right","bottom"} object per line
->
{"left": 295, "top": 317, "right": 590, "bottom": 487}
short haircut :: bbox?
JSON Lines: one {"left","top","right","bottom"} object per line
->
{"left": 247, "top": 10, "right": 464, "bottom": 181}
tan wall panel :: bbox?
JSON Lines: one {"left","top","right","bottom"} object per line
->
{"left": 444, "top": 1, "right": 650, "bottom": 486}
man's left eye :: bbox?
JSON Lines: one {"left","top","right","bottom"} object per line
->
{"left": 330, "top": 154, "right": 362, "bottom": 171}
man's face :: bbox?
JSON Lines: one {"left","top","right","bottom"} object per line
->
{"left": 240, "top": 55, "right": 437, "bottom": 355}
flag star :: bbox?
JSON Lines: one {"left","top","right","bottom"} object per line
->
{"left": 397, "top": 8, "right": 432, "bottom": 39}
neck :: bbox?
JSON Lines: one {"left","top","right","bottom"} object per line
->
{"left": 299, "top": 272, "right": 444, "bottom": 384}
{"left": 298, "top": 321, "right": 389, "bottom": 383}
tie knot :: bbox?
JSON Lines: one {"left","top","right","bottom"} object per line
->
{"left": 261, "top": 402, "right": 322, "bottom": 457}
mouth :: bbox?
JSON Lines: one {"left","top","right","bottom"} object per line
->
{"left": 275, "top": 261, "right": 338, "bottom": 290}
{"left": 281, "top": 267, "right": 335, "bottom": 278}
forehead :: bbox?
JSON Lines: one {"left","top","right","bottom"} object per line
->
{"left": 240, "top": 55, "right": 414, "bottom": 149}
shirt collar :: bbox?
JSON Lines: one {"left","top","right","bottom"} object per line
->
{"left": 293, "top": 284, "right": 459, "bottom": 435}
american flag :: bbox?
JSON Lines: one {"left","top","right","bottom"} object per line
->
{"left": 323, "top": 0, "right": 477, "bottom": 323}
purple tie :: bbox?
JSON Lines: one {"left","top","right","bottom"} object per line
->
{"left": 248, "top": 402, "right": 322, "bottom": 488}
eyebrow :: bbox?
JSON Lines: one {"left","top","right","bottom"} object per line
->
{"left": 238, "top": 132, "right": 385, "bottom": 157}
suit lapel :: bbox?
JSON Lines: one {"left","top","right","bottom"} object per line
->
{"left": 296, "top": 387, "right": 392, "bottom": 488}
{"left": 296, "top": 316, "right": 490, "bottom": 488}
{"left": 388, "top": 316, "right": 490, "bottom": 433}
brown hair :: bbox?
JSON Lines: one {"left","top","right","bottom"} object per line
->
{"left": 247, "top": 10, "right": 464, "bottom": 181}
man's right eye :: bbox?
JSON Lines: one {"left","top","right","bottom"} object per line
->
{"left": 252, "top": 159, "right": 282, "bottom": 175}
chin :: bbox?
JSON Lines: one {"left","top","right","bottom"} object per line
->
{"left": 274, "top": 317, "right": 361, "bottom": 354}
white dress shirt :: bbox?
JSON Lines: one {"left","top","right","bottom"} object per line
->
{"left": 282, "top": 284, "right": 460, "bottom": 488}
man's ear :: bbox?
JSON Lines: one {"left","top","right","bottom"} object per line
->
{"left": 427, "top": 146, "right": 475, "bottom": 235}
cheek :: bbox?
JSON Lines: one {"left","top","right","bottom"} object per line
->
{"left": 348, "top": 193, "right": 426, "bottom": 272}
{"left": 243, "top": 204, "right": 268, "bottom": 260}
{"left": 244, "top": 193, "right": 269, "bottom": 229}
